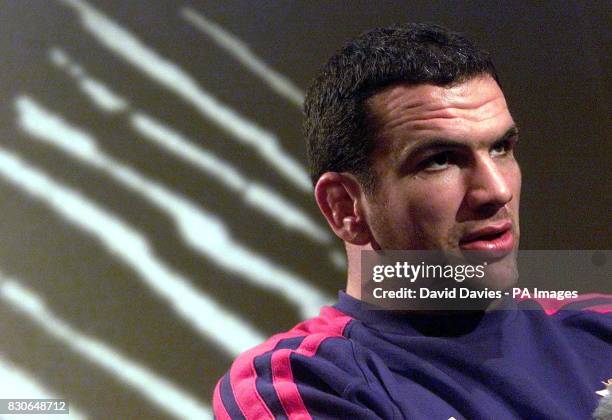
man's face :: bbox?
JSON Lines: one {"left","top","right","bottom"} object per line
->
{"left": 361, "top": 76, "right": 521, "bottom": 281}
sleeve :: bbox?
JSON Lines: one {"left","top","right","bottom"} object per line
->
{"left": 556, "top": 293, "right": 612, "bottom": 313}
{"left": 520, "top": 293, "right": 612, "bottom": 315}
{"left": 212, "top": 334, "right": 397, "bottom": 419}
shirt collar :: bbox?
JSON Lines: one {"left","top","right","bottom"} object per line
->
{"left": 333, "top": 290, "right": 518, "bottom": 337}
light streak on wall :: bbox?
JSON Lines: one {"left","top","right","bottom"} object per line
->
{"left": 56, "top": 0, "right": 312, "bottom": 192}
{"left": 329, "top": 249, "right": 347, "bottom": 271}
{"left": 48, "top": 46, "right": 328, "bottom": 242}
{"left": 131, "top": 113, "right": 330, "bottom": 243}
{"left": 0, "top": 277, "right": 212, "bottom": 420}
{"left": 0, "top": 147, "right": 264, "bottom": 355}
{"left": 0, "top": 355, "right": 87, "bottom": 420}
{"left": 80, "top": 79, "right": 128, "bottom": 112}
{"left": 180, "top": 7, "right": 305, "bottom": 107}
{"left": 50, "top": 48, "right": 128, "bottom": 113}
{"left": 49, "top": 47, "right": 342, "bottom": 272}
{"left": 15, "top": 96, "right": 330, "bottom": 317}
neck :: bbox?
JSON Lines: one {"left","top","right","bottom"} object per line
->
{"left": 345, "top": 242, "right": 369, "bottom": 299}
{"left": 344, "top": 244, "right": 508, "bottom": 312}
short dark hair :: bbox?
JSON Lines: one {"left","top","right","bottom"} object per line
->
{"left": 304, "top": 23, "right": 500, "bottom": 194}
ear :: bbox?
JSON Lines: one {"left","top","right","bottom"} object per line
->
{"left": 314, "top": 172, "right": 372, "bottom": 245}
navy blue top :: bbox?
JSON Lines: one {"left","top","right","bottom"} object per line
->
{"left": 214, "top": 293, "right": 612, "bottom": 419}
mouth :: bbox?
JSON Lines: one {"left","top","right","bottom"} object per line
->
{"left": 459, "top": 222, "right": 514, "bottom": 258}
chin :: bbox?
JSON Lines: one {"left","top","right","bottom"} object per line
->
{"left": 475, "top": 250, "right": 519, "bottom": 291}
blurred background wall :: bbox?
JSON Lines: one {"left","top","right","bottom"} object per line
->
{"left": 0, "top": 1, "right": 609, "bottom": 418}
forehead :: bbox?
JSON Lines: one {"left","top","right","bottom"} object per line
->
{"left": 365, "top": 76, "right": 513, "bottom": 153}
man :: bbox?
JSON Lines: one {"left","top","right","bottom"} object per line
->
{"left": 214, "top": 24, "right": 611, "bottom": 419}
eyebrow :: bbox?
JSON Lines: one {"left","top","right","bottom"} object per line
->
{"left": 401, "top": 125, "right": 520, "bottom": 160}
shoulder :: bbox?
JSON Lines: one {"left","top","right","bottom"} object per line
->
{"left": 517, "top": 293, "right": 612, "bottom": 315}
{"left": 213, "top": 306, "right": 367, "bottom": 419}
{"left": 517, "top": 293, "right": 611, "bottom": 341}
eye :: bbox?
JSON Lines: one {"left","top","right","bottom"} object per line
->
{"left": 422, "top": 152, "right": 450, "bottom": 171}
{"left": 490, "top": 140, "right": 513, "bottom": 157}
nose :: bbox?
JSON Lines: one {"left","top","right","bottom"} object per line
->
{"left": 465, "top": 156, "right": 513, "bottom": 211}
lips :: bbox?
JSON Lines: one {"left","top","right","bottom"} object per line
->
{"left": 459, "top": 222, "right": 514, "bottom": 258}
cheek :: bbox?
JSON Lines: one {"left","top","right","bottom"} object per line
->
{"left": 514, "top": 165, "right": 522, "bottom": 204}
{"left": 505, "top": 162, "right": 522, "bottom": 210}
{"left": 509, "top": 164, "right": 522, "bottom": 229}
{"left": 405, "top": 174, "right": 465, "bottom": 229}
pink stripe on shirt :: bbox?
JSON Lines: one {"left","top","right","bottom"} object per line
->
{"left": 229, "top": 306, "right": 352, "bottom": 418}
{"left": 520, "top": 293, "right": 611, "bottom": 315}
{"left": 212, "top": 378, "right": 232, "bottom": 420}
